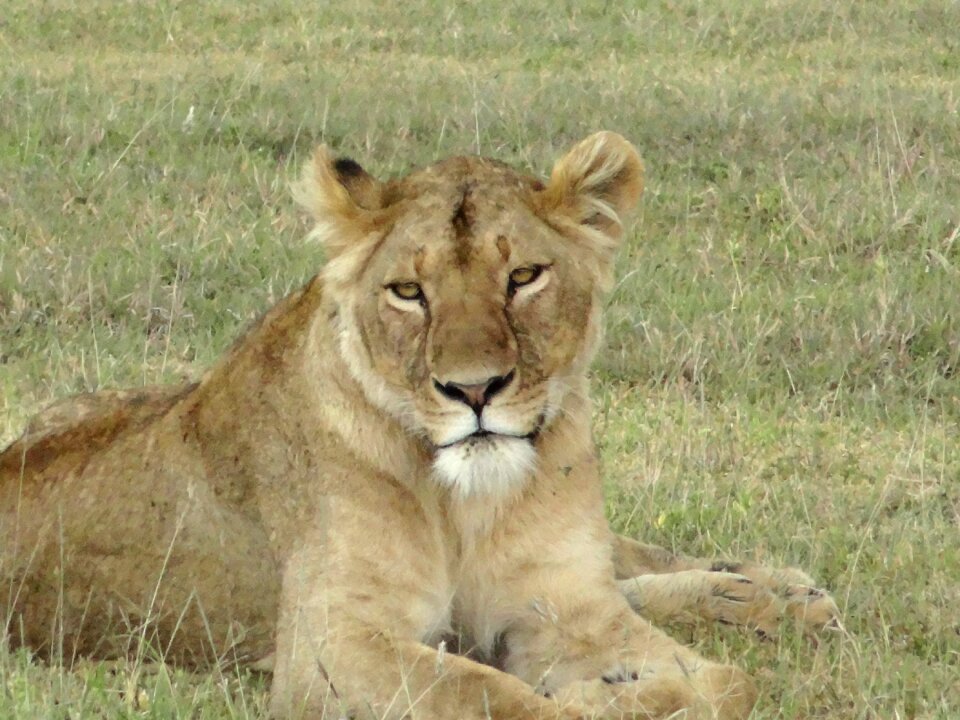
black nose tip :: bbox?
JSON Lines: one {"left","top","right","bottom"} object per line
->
{"left": 433, "top": 370, "right": 515, "bottom": 413}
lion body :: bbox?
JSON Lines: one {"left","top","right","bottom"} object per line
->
{"left": 0, "top": 134, "right": 837, "bottom": 719}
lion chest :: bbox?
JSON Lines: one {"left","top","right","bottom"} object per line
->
{"left": 412, "top": 561, "right": 509, "bottom": 657}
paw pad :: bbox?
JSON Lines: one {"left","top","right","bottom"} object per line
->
{"left": 601, "top": 669, "right": 640, "bottom": 684}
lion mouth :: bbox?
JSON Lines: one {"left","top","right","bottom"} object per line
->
{"left": 437, "top": 427, "right": 539, "bottom": 450}
{"left": 464, "top": 429, "right": 493, "bottom": 443}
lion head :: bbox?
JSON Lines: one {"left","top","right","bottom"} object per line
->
{"left": 295, "top": 132, "right": 643, "bottom": 496}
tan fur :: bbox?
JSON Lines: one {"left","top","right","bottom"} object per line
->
{"left": 2, "top": 133, "right": 771, "bottom": 719}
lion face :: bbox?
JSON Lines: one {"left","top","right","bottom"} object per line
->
{"left": 296, "top": 133, "right": 643, "bottom": 496}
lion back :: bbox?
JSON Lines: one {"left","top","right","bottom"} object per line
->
{"left": 0, "top": 385, "right": 195, "bottom": 490}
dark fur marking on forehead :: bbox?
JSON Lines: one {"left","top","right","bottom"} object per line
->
{"left": 451, "top": 183, "right": 476, "bottom": 236}
{"left": 452, "top": 182, "right": 476, "bottom": 267}
{"left": 496, "top": 235, "right": 511, "bottom": 262}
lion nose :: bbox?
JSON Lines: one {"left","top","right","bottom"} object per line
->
{"left": 433, "top": 370, "right": 515, "bottom": 414}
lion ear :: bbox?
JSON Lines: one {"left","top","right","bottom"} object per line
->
{"left": 294, "top": 145, "right": 385, "bottom": 253}
{"left": 539, "top": 131, "right": 644, "bottom": 243}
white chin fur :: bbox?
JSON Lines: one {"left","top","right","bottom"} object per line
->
{"left": 433, "top": 436, "right": 536, "bottom": 498}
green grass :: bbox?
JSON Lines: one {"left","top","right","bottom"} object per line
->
{"left": 1, "top": 0, "right": 958, "bottom": 717}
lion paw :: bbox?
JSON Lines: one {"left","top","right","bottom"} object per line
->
{"left": 781, "top": 583, "right": 842, "bottom": 631}
{"left": 709, "top": 562, "right": 841, "bottom": 636}
{"left": 553, "top": 676, "right": 707, "bottom": 720}
{"left": 703, "top": 572, "right": 782, "bottom": 638}
{"left": 553, "top": 663, "right": 756, "bottom": 720}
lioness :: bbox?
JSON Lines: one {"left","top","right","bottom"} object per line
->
{"left": 1, "top": 133, "right": 836, "bottom": 719}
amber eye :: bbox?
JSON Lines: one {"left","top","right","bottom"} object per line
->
{"left": 388, "top": 282, "right": 424, "bottom": 302}
{"left": 508, "top": 265, "right": 544, "bottom": 294}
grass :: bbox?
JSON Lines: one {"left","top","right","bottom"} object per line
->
{"left": 1, "top": 0, "right": 958, "bottom": 717}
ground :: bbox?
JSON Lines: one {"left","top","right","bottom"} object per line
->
{"left": 0, "top": 1, "right": 958, "bottom": 717}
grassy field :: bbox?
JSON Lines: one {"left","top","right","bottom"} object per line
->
{"left": 1, "top": 0, "right": 958, "bottom": 717}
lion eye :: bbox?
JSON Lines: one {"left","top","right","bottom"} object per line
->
{"left": 508, "top": 265, "right": 544, "bottom": 293}
{"left": 388, "top": 282, "right": 424, "bottom": 301}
